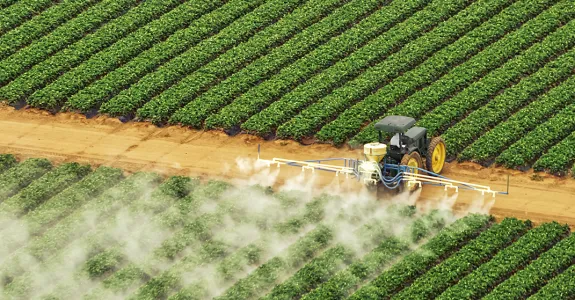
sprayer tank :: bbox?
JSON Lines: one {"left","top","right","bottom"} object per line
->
{"left": 364, "top": 143, "right": 387, "bottom": 162}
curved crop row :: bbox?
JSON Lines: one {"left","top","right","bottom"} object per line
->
{"left": 529, "top": 264, "right": 575, "bottom": 299}
{"left": 0, "top": 0, "right": 99, "bottom": 60}
{"left": 0, "top": 0, "right": 139, "bottom": 86}
{"left": 391, "top": 218, "right": 530, "bottom": 299}
{"left": 98, "top": 0, "right": 305, "bottom": 118}
{"left": 0, "top": 154, "right": 17, "bottom": 175}
{"left": 276, "top": 0, "right": 514, "bottom": 141}
{"left": 349, "top": 1, "right": 575, "bottom": 145}
{"left": 64, "top": 0, "right": 252, "bottom": 113}
{"left": 239, "top": 0, "right": 429, "bottom": 135}
{"left": 204, "top": 0, "right": 467, "bottom": 133}
{"left": 0, "top": 172, "right": 160, "bottom": 292}
{"left": 0, "top": 0, "right": 55, "bottom": 35}
{"left": 496, "top": 102, "right": 575, "bottom": 168}
{"left": 437, "top": 222, "right": 570, "bottom": 299}
{"left": 459, "top": 74, "right": 575, "bottom": 163}
{"left": 442, "top": 49, "right": 575, "bottom": 156}
{"left": 0, "top": 162, "right": 90, "bottom": 221}
{"left": 482, "top": 226, "right": 572, "bottom": 299}
{"left": 533, "top": 132, "right": 575, "bottom": 174}
{"left": 130, "top": 0, "right": 353, "bottom": 122}
{"left": 1, "top": 0, "right": 184, "bottom": 104}
{"left": 0, "top": 158, "right": 52, "bottom": 202}
{"left": 349, "top": 214, "right": 492, "bottom": 300}
{"left": 139, "top": 0, "right": 384, "bottom": 125}
{"left": 413, "top": 19, "right": 575, "bottom": 137}
{"left": 316, "top": 0, "right": 555, "bottom": 145}
{"left": 27, "top": 0, "right": 219, "bottom": 110}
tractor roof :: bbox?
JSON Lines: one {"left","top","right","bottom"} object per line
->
{"left": 374, "top": 115, "right": 416, "bottom": 133}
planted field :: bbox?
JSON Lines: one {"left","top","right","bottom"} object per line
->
{"left": 0, "top": 154, "right": 575, "bottom": 300}
{"left": 1, "top": 0, "right": 575, "bottom": 175}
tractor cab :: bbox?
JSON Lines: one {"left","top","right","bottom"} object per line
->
{"left": 375, "top": 116, "right": 429, "bottom": 163}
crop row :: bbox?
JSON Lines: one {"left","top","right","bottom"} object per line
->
{"left": 97, "top": 0, "right": 304, "bottom": 118}
{"left": 459, "top": 74, "right": 575, "bottom": 163}
{"left": 0, "top": 154, "right": 17, "bottom": 174}
{"left": 0, "top": 0, "right": 55, "bottom": 35}
{"left": 317, "top": 0, "right": 561, "bottom": 145}
{"left": 139, "top": 0, "right": 384, "bottom": 125}
{"left": 533, "top": 131, "right": 575, "bottom": 174}
{"left": 482, "top": 224, "right": 571, "bottom": 299}
{"left": 34, "top": 176, "right": 199, "bottom": 300}
{"left": 1, "top": 0, "right": 184, "bottom": 104}
{"left": 162, "top": 195, "right": 338, "bottom": 300}
{"left": 0, "top": 0, "right": 139, "bottom": 86}
{"left": 197, "top": 0, "right": 388, "bottom": 130}
{"left": 238, "top": 0, "right": 429, "bottom": 135}
{"left": 530, "top": 264, "right": 575, "bottom": 299}
{"left": 134, "top": 0, "right": 355, "bottom": 123}
{"left": 391, "top": 217, "right": 530, "bottom": 299}
{"left": 215, "top": 225, "right": 334, "bottom": 300}
{"left": 127, "top": 192, "right": 338, "bottom": 299}
{"left": 300, "top": 211, "right": 447, "bottom": 300}
{"left": 496, "top": 101, "right": 575, "bottom": 168}
{"left": 0, "top": 158, "right": 52, "bottom": 202}
{"left": 63, "top": 0, "right": 249, "bottom": 113}
{"left": 83, "top": 181, "right": 232, "bottom": 299}
{"left": 0, "top": 172, "right": 160, "bottom": 296}
{"left": 301, "top": 238, "right": 408, "bottom": 300}
{"left": 275, "top": 0, "right": 514, "bottom": 141}
{"left": 413, "top": 19, "right": 575, "bottom": 137}
{"left": 261, "top": 245, "right": 355, "bottom": 300}
{"left": 87, "top": 184, "right": 303, "bottom": 299}
{"left": 0, "top": 162, "right": 90, "bottom": 224}
{"left": 437, "top": 221, "right": 569, "bottom": 299}
{"left": 205, "top": 0, "right": 467, "bottom": 133}
{"left": 442, "top": 48, "right": 575, "bottom": 156}
{"left": 349, "top": 1, "right": 575, "bottom": 145}
{"left": 348, "top": 213, "right": 492, "bottom": 299}
{"left": 0, "top": 0, "right": 99, "bottom": 60}
{"left": 27, "top": 0, "right": 218, "bottom": 111}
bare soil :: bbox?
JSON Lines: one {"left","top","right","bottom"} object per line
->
{"left": 1, "top": 104, "right": 574, "bottom": 229}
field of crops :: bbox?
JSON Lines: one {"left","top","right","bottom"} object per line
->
{"left": 1, "top": 0, "right": 575, "bottom": 175}
{"left": 0, "top": 153, "right": 574, "bottom": 300}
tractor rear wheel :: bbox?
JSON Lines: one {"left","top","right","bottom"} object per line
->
{"left": 400, "top": 151, "right": 422, "bottom": 192}
{"left": 426, "top": 137, "right": 446, "bottom": 174}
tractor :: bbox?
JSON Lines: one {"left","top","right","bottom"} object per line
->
{"left": 362, "top": 115, "right": 446, "bottom": 193}
{"left": 257, "top": 115, "right": 508, "bottom": 197}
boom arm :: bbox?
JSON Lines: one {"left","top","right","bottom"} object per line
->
{"left": 256, "top": 145, "right": 509, "bottom": 197}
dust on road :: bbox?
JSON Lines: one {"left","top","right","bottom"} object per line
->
{"left": 1, "top": 105, "right": 574, "bottom": 228}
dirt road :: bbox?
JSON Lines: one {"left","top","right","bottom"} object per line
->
{"left": 1, "top": 105, "right": 574, "bottom": 228}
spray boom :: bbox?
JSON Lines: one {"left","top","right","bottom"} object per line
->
{"left": 256, "top": 144, "right": 509, "bottom": 197}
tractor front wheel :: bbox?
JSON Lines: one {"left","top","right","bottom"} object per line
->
{"left": 426, "top": 137, "right": 446, "bottom": 174}
{"left": 400, "top": 152, "right": 422, "bottom": 192}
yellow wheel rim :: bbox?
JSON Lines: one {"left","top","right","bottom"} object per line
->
{"left": 431, "top": 141, "right": 446, "bottom": 173}
{"left": 406, "top": 156, "right": 419, "bottom": 191}
{"left": 408, "top": 157, "right": 419, "bottom": 174}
